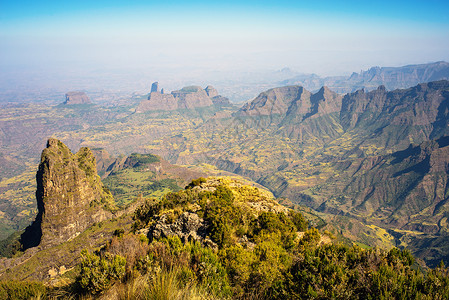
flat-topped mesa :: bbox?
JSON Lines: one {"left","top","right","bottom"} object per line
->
{"left": 136, "top": 83, "right": 230, "bottom": 112}
{"left": 64, "top": 91, "right": 91, "bottom": 105}
{"left": 20, "top": 139, "right": 115, "bottom": 250}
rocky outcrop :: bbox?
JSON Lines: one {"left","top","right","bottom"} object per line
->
{"left": 64, "top": 92, "right": 91, "bottom": 105}
{"left": 136, "top": 83, "right": 226, "bottom": 112}
{"left": 20, "top": 139, "right": 115, "bottom": 250}
{"left": 149, "top": 212, "right": 216, "bottom": 248}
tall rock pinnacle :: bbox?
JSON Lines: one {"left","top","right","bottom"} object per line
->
{"left": 150, "top": 82, "right": 159, "bottom": 93}
{"left": 20, "top": 139, "right": 115, "bottom": 250}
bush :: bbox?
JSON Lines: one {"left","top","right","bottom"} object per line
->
{"left": 77, "top": 250, "right": 126, "bottom": 295}
{"left": 203, "top": 185, "right": 241, "bottom": 247}
{"left": 289, "top": 210, "right": 309, "bottom": 231}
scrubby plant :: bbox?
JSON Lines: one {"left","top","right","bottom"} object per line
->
{"left": 77, "top": 250, "right": 126, "bottom": 295}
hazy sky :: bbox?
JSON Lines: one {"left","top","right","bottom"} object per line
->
{"left": 1, "top": 0, "right": 449, "bottom": 100}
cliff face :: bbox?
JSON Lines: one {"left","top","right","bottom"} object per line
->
{"left": 21, "top": 139, "right": 114, "bottom": 250}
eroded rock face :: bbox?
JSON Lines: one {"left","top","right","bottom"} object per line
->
{"left": 64, "top": 92, "right": 91, "bottom": 105}
{"left": 21, "top": 139, "right": 114, "bottom": 250}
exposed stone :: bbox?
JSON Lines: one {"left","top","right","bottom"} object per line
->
{"left": 64, "top": 91, "right": 91, "bottom": 105}
{"left": 149, "top": 211, "right": 217, "bottom": 249}
{"left": 20, "top": 139, "right": 115, "bottom": 250}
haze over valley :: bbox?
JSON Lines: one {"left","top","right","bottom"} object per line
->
{"left": 1, "top": 0, "right": 449, "bottom": 298}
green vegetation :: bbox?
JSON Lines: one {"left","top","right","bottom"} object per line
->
{"left": 103, "top": 168, "right": 181, "bottom": 206}
{"left": 78, "top": 249, "right": 126, "bottom": 294}
{"left": 102, "top": 178, "right": 449, "bottom": 298}
{"left": 0, "top": 281, "right": 46, "bottom": 300}
{"left": 0, "top": 177, "right": 448, "bottom": 299}
{"left": 127, "top": 153, "right": 160, "bottom": 166}
{"left": 64, "top": 178, "right": 449, "bottom": 298}
{"left": 0, "top": 231, "right": 22, "bottom": 258}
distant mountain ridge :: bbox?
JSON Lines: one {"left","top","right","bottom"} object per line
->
{"left": 281, "top": 61, "right": 449, "bottom": 93}
{"left": 136, "top": 83, "right": 231, "bottom": 113}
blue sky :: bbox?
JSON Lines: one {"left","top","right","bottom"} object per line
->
{"left": 1, "top": 0, "right": 449, "bottom": 98}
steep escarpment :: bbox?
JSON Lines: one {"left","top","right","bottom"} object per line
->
{"left": 20, "top": 139, "right": 115, "bottom": 250}
{"left": 281, "top": 61, "right": 449, "bottom": 93}
{"left": 317, "top": 137, "right": 449, "bottom": 229}
{"left": 339, "top": 80, "right": 449, "bottom": 153}
{"left": 346, "top": 61, "right": 449, "bottom": 91}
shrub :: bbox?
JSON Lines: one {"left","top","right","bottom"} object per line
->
{"left": 289, "top": 210, "right": 309, "bottom": 231}
{"left": 77, "top": 250, "right": 126, "bottom": 295}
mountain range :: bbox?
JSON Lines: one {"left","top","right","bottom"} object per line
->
{"left": 137, "top": 80, "right": 449, "bottom": 266}
{"left": 281, "top": 61, "right": 449, "bottom": 93}
{"left": 1, "top": 62, "right": 449, "bottom": 270}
